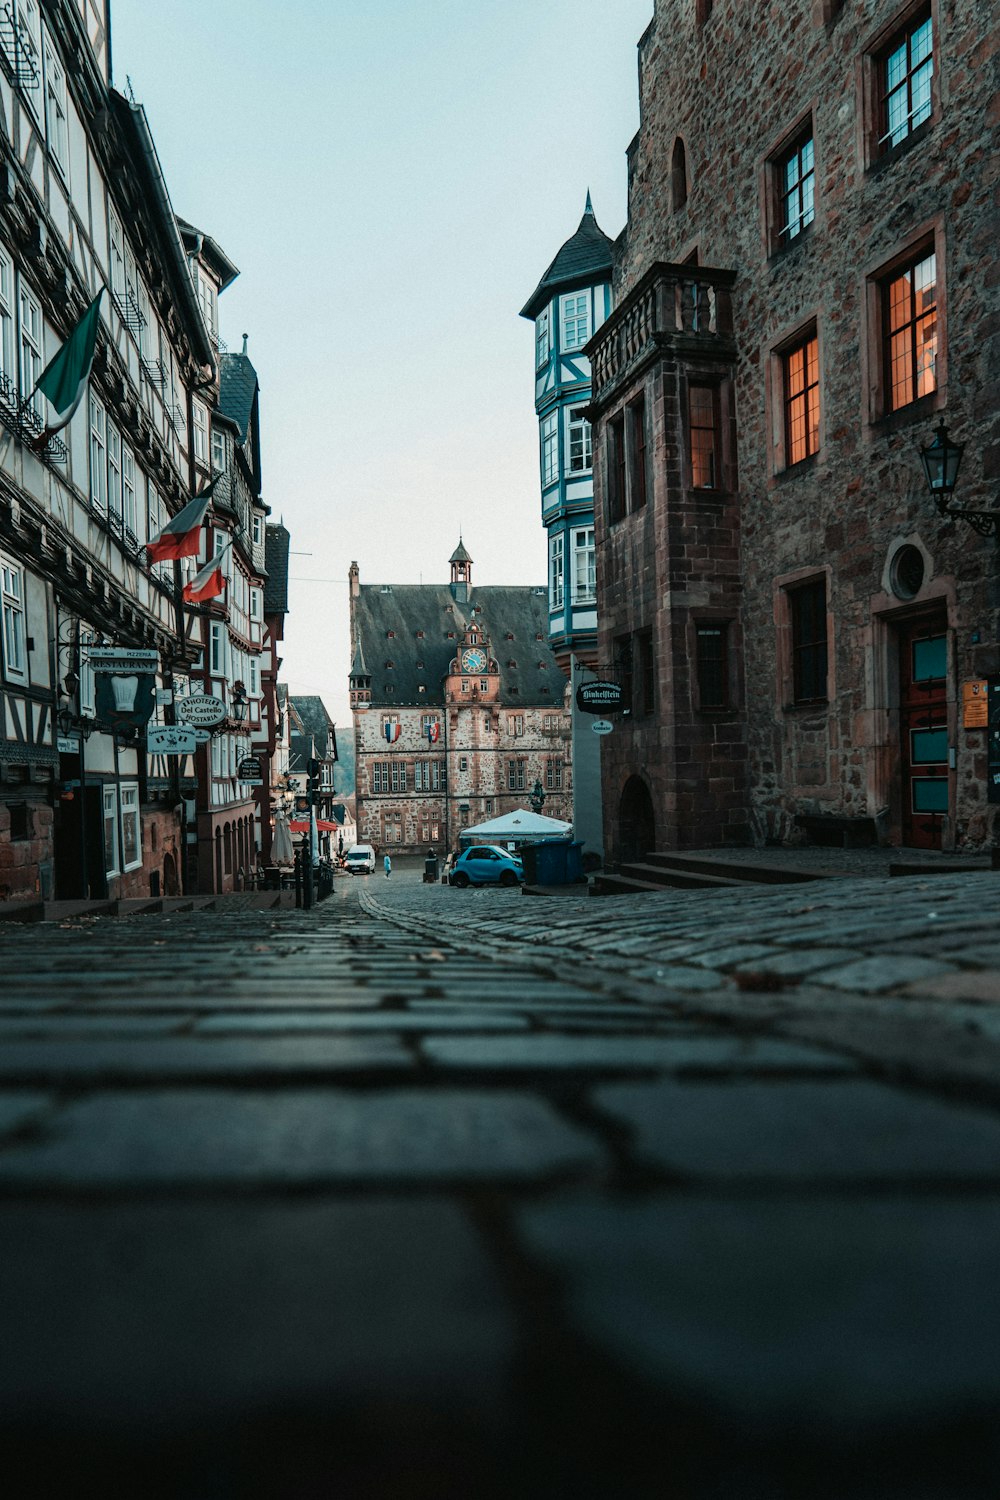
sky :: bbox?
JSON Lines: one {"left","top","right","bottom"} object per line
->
{"left": 109, "top": 0, "right": 653, "bottom": 726}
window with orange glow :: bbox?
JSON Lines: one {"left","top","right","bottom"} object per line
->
{"left": 884, "top": 251, "right": 936, "bottom": 411}
{"left": 783, "top": 334, "right": 820, "bottom": 465}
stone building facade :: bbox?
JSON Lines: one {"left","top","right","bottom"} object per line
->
{"left": 349, "top": 545, "right": 572, "bottom": 854}
{"left": 588, "top": 0, "right": 999, "bottom": 861}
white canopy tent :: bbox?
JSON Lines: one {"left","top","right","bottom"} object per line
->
{"left": 459, "top": 809, "right": 573, "bottom": 851}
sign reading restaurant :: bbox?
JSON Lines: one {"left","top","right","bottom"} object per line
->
{"left": 576, "top": 680, "right": 625, "bottom": 714}
{"left": 85, "top": 648, "right": 160, "bottom": 673}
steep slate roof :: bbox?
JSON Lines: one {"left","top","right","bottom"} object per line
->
{"left": 175, "top": 216, "right": 240, "bottom": 291}
{"left": 353, "top": 584, "right": 562, "bottom": 709}
{"left": 449, "top": 538, "right": 472, "bottom": 564}
{"left": 218, "top": 351, "right": 259, "bottom": 442}
{"left": 290, "top": 696, "right": 338, "bottom": 760}
{"left": 264, "top": 523, "right": 290, "bottom": 614}
{"left": 520, "top": 196, "right": 614, "bottom": 321}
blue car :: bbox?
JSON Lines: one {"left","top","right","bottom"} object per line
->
{"left": 448, "top": 844, "right": 524, "bottom": 888}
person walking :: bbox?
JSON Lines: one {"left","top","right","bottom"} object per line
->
{"left": 383, "top": 853, "right": 392, "bottom": 879}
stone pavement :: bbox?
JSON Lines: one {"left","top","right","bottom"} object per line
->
{"left": 0, "top": 868, "right": 998, "bottom": 1497}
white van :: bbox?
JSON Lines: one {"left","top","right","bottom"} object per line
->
{"left": 344, "top": 843, "right": 376, "bottom": 875}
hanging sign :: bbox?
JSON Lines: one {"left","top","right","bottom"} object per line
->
{"left": 86, "top": 648, "right": 159, "bottom": 672}
{"left": 238, "top": 755, "right": 264, "bottom": 785}
{"left": 190, "top": 727, "right": 212, "bottom": 745}
{"left": 176, "top": 694, "right": 227, "bottom": 727}
{"left": 576, "top": 680, "right": 624, "bottom": 715}
{"left": 95, "top": 671, "right": 157, "bottom": 730}
{"left": 591, "top": 719, "right": 614, "bottom": 735}
{"left": 147, "top": 725, "right": 198, "bottom": 755}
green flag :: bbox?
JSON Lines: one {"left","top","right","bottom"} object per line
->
{"left": 34, "top": 288, "right": 104, "bottom": 436}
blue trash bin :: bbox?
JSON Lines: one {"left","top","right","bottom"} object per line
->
{"left": 530, "top": 840, "right": 584, "bottom": 885}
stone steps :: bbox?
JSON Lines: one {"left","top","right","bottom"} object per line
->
{"left": 593, "top": 850, "right": 851, "bottom": 897}
{"left": 644, "top": 851, "right": 845, "bottom": 884}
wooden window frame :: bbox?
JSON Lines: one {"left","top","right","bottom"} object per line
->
{"left": 777, "top": 130, "right": 815, "bottom": 247}
{"left": 877, "top": 5, "right": 933, "bottom": 156}
{"left": 688, "top": 382, "right": 720, "bottom": 490}
{"left": 789, "top": 577, "right": 829, "bottom": 705}
{"left": 782, "top": 330, "right": 821, "bottom": 466}
{"left": 882, "top": 245, "right": 937, "bottom": 414}
{"left": 695, "top": 621, "right": 729, "bottom": 711}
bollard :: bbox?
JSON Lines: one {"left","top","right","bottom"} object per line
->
{"left": 303, "top": 854, "right": 314, "bottom": 910}
{"left": 294, "top": 849, "right": 303, "bottom": 908}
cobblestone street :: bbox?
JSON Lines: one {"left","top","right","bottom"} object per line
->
{"left": 1, "top": 867, "right": 999, "bottom": 1497}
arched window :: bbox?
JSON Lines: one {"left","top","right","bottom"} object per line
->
{"left": 671, "top": 137, "right": 688, "bottom": 211}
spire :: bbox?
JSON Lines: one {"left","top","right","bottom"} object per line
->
{"left": 584, "top": 188, "right": 593, "bottom": 215}
{"left": 349, "top": 636, "right": 368, "bottom": 680}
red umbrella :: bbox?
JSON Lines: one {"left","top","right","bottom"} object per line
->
{"left": 289, "top": 819, "right": 340, "bottom": 832}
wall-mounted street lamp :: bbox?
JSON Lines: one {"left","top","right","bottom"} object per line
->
{"left": 230, "top": 681, "right": 250, "bottom": 723}
{"left": 919, "top": 420, "right": 999, "bottom": 538}
{"left": 529, "top": 778, "right": 546, "bottom": 814}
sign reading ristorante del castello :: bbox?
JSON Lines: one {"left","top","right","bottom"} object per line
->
{"left": 576, "top": 680, "right": 624, "bottom": 715}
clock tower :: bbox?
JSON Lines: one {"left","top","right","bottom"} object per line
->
{"left": 445, "top": 618, "right": 499, "bottom": 709}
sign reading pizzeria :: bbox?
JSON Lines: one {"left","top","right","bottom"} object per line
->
{"left": 576, "top": 680, "right": 625, "bottom": 715}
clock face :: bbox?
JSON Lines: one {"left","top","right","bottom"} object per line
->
{"left": 461, "top": 647, "right": 487, "bottom": 674}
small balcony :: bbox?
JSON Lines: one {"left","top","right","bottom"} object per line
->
{"left": 587, "top": 262, "right": 736, "bottom": 413}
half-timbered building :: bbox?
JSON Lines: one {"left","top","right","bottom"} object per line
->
{"left": 0, "top": 1, "right": 218, "bottom": 901}
{"left": 0, "top": 2, "right": 270, "bottom": 902}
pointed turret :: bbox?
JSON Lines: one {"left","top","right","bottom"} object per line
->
{"left": 519, "top": 195, "right": 614, "bottom": 322}
{"left": 349, "top": 636, "right": 371, "bottom": 709}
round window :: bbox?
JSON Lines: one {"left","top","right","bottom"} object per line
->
{"left": 890, "top": 545, "right": 925, "bottom": 600}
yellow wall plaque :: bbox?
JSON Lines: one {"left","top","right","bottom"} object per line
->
{"left": 963, "top": 680, "right": 989, "bottom": 728}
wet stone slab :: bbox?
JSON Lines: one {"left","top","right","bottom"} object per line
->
{"left": 0, "top": 1198, "right": 513, "bottom": 1425}
{"left": 421, "top": 1034, "right": 853, "bottom": 1073}
{"left": 0, "top": 1088, "right": 604, "bottom": 1187}
{"left": 517, "top": 1194, "right": 1000, "bottom": 1434}
{"left": 193, "top": 1010, "right": 530, "bottom": 1034}
{"left": 594, "top": 1078, "right": 1000, "bottom": 1181}
{"left": 0, "top": 1035, "right": 413, "bottom": 1084}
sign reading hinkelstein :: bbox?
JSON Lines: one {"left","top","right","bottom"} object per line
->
{"left": 576, "top": 680, "right": 625, "bottom": 715}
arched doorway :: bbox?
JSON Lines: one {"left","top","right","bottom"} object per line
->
{"left": 619, "top": 776, "right": 656, "bottom": 863}
{"left": 163, "top": 850, "right": 178, "bottom": 897}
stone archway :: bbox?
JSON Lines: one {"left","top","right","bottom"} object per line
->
{"left": 619, "top": 776, "right": 656, "bottom": 864}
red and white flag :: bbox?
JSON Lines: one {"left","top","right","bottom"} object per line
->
{"left": 183, "top": 542, "right": 230, "bottom": 603}
{"left": 146, "top": 479, "right": 218, "bottom": 564}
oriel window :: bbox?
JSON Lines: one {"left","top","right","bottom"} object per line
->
{"left": 688, "top": 384, "right": 719, "bottom": 489}
{"left": 696, "top": 623, "right": 728, "bottom": 709}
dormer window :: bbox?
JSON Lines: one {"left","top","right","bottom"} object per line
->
{"left": 508, "top": 659, "right": 517, "bottom": 668}
{"left": 386, "top": 630, "right": 395, "bottom": 638}
{"left": 416, "top": 630, "right": 424, "bottom": 639}
{"left": 385, "top": 660, "right": 394, "bottom": 669}
{"left": 506, "top": 632, "right": 514, "bottom": 641}
{"left": 416, "top": 659, "right": 424, "bottom": 669}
